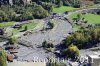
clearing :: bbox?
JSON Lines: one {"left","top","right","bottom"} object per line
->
{"left": 69, "top": 13, "right": 100, "bottom": 24}
{"left": 0, "top": 22, "right": 14, "bottom": 28}
{"left": 53, "top": 6, "right": 75, "bottom": 13}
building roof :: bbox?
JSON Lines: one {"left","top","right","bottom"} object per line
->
{"left": 87, "top": 52, "right": 100, "bottom": 59}
{"left": 88, "top": 55, "right": 100, "bottom": 59}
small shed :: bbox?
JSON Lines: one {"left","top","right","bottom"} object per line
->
{"left": 87, "top": 53, "right": 100, "bottom": 66}
{"left": 12, "top": 23, "right": 22, "bottom": 28}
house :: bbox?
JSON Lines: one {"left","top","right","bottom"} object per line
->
{"left": 0, "top": 0, "right": 31, "bottom": 5}
{"left": 0, "top": 0, "right": 13, "bottom": 5}
{"left": 87, "top": 53, "right": 100, "bottom": 66}
{"left": 9, "top": 0, "right": 13, "bottom": 5}
{"left": 22, "top": 0, "right": 31, "bottom": 4}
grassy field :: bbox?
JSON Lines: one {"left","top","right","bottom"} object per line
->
{"left": 83, "top": 14, "right": 100, "bottom": 24}
{"left": 13, "top": 22, "right": 37, "bottom": 35}
{"left": 72, "top": 24, "right": 81, "bottom": 31}
{"left": 53, "top": 6, "right": 75, "bottom": 13}
{"left": 0, "top": 22, "right": 14, "bottom": 28}
{"left": 0, "top": 20, "right": 39, "bottom": 37}
{"left": 69, "top": 12, "right": 79, "bottom": 19}
{"left": 69, "top": 13, "right": 100, "bottom": 31}
{"left": 69, "top": 13, "right": 100, "bottom": 24}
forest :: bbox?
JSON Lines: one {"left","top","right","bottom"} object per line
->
{"left": 0, "top": 0, "right": 100, "bottom": 22}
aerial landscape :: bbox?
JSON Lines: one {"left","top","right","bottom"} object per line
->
{"left": 0, "top": 0, "right": 100, "bottom": 66}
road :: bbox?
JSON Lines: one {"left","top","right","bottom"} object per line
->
{"left": 66, "top": 8, "right": 100, "bottom": 17}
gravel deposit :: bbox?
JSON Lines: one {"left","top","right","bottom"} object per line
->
{"left": 16, "top": 16, "right": 73, "bottom": 61}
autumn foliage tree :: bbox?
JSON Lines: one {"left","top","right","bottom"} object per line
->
{"left": 67, "top": 44, "right": 80, "bottom": 60}
{"left": 61, "top": 26, "right": 100, "bottom": 49}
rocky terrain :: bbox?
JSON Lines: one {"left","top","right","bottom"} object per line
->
{"left": 19, "top": 15, "right": 73, "bottom": 45}
{"left": 15, "top": 15, "right": 73, "bottom": 61}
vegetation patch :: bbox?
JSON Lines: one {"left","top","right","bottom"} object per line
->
{"left": 61, "top": 26, "right": 100, "bottom": 49}
{"left": 53, "top": 6, "right": 75, "bottom": 13}
{"left": 83, "top": 14, "right": 100, "bottom": 24}
{"left": 0, "top": 22, "right": 14, "bottom": 28}
{"left": 0, "top": 48, "right": 7, "bottom": 66}
{"left": 12, "top": 22, "right": 37, "bottom": 35}
{"left": 69, "top": 13, "right": 100, "bottom": 24}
